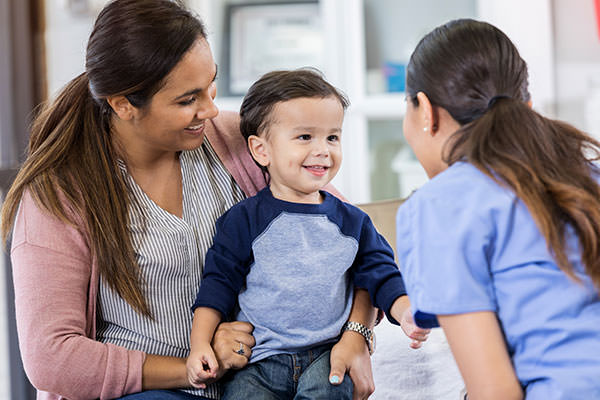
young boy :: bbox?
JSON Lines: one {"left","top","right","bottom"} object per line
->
{"left": 187, "top": 69, "right": 428, "bottom": 399}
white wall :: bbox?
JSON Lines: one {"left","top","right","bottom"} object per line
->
{"left": 45, "top": 0, "right": 96, "bottom": 98}
{"left": 478, "top": 0, "right": 556, "bottom": 117}
{"left": 553, "top": 0, "right": 600, "bottom": 139}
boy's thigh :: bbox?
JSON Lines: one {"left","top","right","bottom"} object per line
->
{"left": 115, "top": 390, "right": 211, "bottom": 400}
{"left": 295, "top": 350, "right": 353, "bottom": 400}
{"left": 222, "top": 354, "right": 293, "bottom": 400}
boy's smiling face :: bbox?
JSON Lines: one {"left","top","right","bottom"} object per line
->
{"left": 248, "top": 96, "right": 344, "bottom": 204}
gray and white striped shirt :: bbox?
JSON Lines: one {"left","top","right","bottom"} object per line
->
{"left": 96, "top": 140, "right": 245, "bottom": 398}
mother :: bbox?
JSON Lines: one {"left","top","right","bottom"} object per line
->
{"left": 0, "top": 1, "right": 376, "bottom": 399}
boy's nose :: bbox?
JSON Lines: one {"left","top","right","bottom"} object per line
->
{"left": 312, "top": 140, "right": 330, "bottom": 157}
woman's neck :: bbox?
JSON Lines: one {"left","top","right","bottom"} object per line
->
{"left": 112, "top": 123, "right": 179, "bottom": 172}
{"left": 112, "top": 126, "right": 184, "bottom": 218}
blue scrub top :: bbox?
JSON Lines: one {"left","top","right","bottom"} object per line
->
{"left": 396, "top": 162, "right": 600, "bottom": 399}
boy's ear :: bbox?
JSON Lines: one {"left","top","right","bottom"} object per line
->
{"left": 106, "top": 95, "right": 136, "bottom": 121}
{"left": 247, "top": 135, "right": 270, "bottom": 167}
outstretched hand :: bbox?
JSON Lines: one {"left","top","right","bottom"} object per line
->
{"left": 399, "top": 306, "right": 430, "bottom": 349}
{"left": 391, "top": 296, "right": 431, "bottom": 349}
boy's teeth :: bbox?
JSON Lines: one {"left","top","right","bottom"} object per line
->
{"left": 187, "top": 124, "right": 203, "bottom": 129}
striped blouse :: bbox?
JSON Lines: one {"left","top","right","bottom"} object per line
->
{"left": 96, "top": 139, "right": 245, "bottom": 398}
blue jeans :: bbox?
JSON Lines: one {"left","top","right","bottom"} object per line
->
{"left": 222, "top": 343, "right": 353, "bottom": 400}
{"left": 115, "top": 390, "right": 212, "bottom": 399}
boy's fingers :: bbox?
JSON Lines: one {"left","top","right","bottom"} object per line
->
{"left": 190, "top": 364, "right": 204, "bottom": 377}
{"left": 190, "top": 381, "right": 207, "bottom": 389}
{"left": 207, "top": 355, "right": 220, "bottom": 376}
{"left": 410, "top": 332, "right": 429, "bottom": 340}
{"left": 188, "top": 371, "right": 207, "bottom": 389}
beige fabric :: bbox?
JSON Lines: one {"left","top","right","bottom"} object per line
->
{"left": 356, "top": 198, "right": 404, "bottom": 262}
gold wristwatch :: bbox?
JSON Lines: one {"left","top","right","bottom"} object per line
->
{"left": 342, "top": 321, "right": 376, "bottom": 355}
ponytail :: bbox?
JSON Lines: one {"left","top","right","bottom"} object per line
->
{"left": 2, "top": 72, "right": 93, "bottom": 238}
{"left": 1, "top": 72, "right": 151, "bottom": 317}
{"left": 445, "top": 98, "right": 600, "bottom": 289}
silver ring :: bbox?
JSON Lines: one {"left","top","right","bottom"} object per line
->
{"left": 236, "top": 342, "right": 245, "bottom": 355}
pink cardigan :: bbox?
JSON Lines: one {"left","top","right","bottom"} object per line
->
{"left": 12, "top": 111, "right": 342, "bottom": 400}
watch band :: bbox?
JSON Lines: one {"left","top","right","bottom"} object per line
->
{"left": 342, "top": 321, "right": 375, "bottom": 355}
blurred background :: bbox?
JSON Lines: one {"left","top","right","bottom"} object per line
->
{"left": 1, "top": 0, "right": 599, "bottom": 398}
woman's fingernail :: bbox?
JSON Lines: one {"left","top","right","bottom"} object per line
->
{"left": 330, "top": 375, "right": 340, "bottom": 384}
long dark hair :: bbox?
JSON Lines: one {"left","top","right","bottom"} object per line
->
{"left": 1, "top": 0, "right": 207, "bottom": 316}
{"left": 406, "top": 19, "right": 600, "bottom": 289}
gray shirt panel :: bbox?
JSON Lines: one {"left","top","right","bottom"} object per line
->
{"left": 238, "top": 212, "right": 358, "bottom": 362}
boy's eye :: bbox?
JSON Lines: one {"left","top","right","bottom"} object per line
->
{"left": 298, "top": 134, "right": 311, "bottom": 141}
{"left": 178, "top": 96, "right": 196, "bottom": 106}
{"left": 328, "top": 135, "right": 339, "bottom": 142}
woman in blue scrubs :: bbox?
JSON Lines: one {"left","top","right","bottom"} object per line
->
{"left": 396, "top": 19, "right": 600, "bottom": 399}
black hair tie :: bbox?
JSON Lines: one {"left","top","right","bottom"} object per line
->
{"left": 487, "top": 95, "right": 511, "bottom": 110}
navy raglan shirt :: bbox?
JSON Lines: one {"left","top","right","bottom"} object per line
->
{"left": 193, "top": 187, "right": 406, "bottom": 362}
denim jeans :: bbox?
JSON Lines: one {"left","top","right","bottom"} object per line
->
{"left": 115, "top": 390, "right": 212, "bottom": 400}
{"left": 222, "top": 343, "right": 353, "bottom": 400}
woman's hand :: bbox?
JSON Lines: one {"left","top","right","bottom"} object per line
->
{"left": 329, "top": 331, "right": 375, "bottom": 400}
{"left": 211, "top": 321, "right": 255, "bottom": 379}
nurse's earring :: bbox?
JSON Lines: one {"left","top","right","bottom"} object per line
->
{"left": 423, "top": 127, "right": 429, "bottom": 132}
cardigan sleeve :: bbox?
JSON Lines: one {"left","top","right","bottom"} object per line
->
{"left": 11, "top": 192, "right": 145, "bottom": 400}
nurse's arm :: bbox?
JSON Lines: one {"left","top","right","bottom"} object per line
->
{"left": 438, "top": 311, "right": 523, "bottom": 400}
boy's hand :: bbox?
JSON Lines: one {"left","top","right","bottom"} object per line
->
{"left": 391, "top": 296, "right": 431, "bottom": 349}
{"left": 186, "top": 343, "right": 219, "bottom": 389}
{"left": 399, "top": 306, "right": 430, "bottom": 349}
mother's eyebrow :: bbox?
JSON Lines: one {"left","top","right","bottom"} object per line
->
{"left": 173, "top": 64, "right": 218, "bottom": 100}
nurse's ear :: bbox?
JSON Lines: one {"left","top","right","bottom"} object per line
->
{"left": 417, "top": 91, "right": 461, "bottom": 138}
{"left": 416, "top": 92, "right": 436, "bottom": 135}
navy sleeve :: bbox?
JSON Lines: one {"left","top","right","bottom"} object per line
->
{"left": 352, "top": 213, "right": 407, "bottom": 325}
{"left": 192, "top": 204, "right": 254, "bottom": 318}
